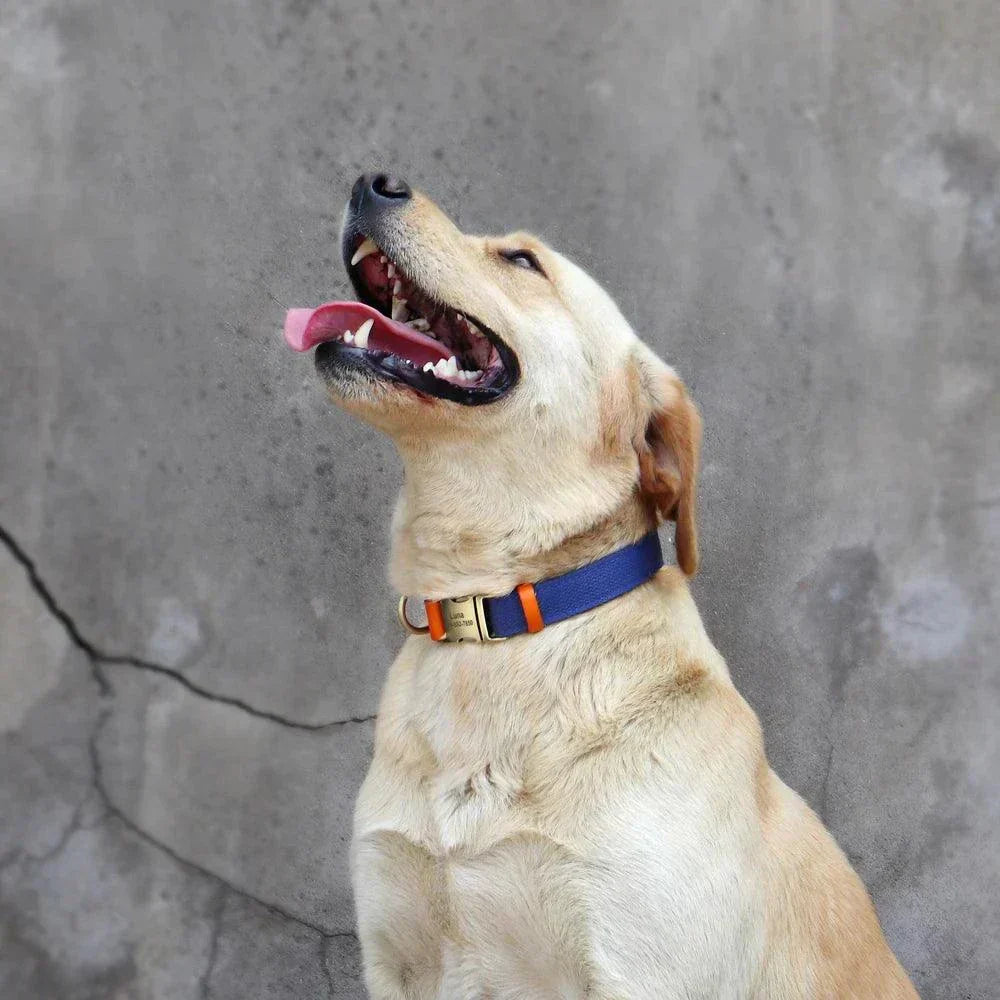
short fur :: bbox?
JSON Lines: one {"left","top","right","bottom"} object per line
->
{"left": 313, "top": 185, "right": 918, "bottom": 998}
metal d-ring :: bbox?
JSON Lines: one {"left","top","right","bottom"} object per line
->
{"left": 397, "top": 595, "right": 430, "bottom": 635}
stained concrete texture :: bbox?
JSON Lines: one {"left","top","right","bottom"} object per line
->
{"left": 1, "top": 0, "right": 997, "bottom": 996}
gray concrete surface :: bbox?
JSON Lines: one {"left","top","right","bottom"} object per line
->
{"left": 1, "top": 0, "right": 997, "bottom": 996}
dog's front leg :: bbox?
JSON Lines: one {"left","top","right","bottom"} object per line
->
{"left": 352, "top": 826, "right": 446, "bottom": 1000}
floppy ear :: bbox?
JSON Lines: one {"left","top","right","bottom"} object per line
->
{"left": 632, "top": 351, "right": 702, "bottom": 576}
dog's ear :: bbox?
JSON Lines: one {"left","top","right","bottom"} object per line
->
{"left": 632, "top": 349, "right": 702, "bottom": 576}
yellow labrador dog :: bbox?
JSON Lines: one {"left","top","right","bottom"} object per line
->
{"left": 285, "top": 175, "right": 917, "bottom": 999}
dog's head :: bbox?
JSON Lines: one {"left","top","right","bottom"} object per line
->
{"left": 285, "top": 175, "right": 701, "bottom": 576}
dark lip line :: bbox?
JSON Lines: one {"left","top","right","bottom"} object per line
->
{"left": 338, "top": 231, "right": 521, "bottom": 403}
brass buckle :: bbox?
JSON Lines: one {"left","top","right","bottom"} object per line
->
{"left": 439, "top": 595, "right": 506, "bottom": 642}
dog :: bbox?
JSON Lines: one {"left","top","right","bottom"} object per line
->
{"left": 284, "top": 174, "right": 918, "bottom": 999}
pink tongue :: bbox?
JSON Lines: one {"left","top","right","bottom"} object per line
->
{"left": 283, "top": 301, "right": 452, "bottom": 368}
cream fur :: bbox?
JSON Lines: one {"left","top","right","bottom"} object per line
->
{"left": 316, "top": 186, "right": 918, "bottom": 998}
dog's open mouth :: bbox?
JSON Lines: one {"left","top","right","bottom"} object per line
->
{"left": 284, "top": 236, "right": 519, "bottom": 405}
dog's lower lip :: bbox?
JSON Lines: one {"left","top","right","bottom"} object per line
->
{"left": 314, "top": 340, "right": 516, "bottom": 406}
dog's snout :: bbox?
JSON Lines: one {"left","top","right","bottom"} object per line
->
{"left": 350, "top": 173, "right": 412, "bottom": 214}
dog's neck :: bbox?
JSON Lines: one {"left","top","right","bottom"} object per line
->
{"left": 388, "top": 443, "right": 656, "bottom": 599}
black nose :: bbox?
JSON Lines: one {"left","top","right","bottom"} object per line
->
{"left": 372, "top": 173, "right": 411, "bottom": 199}
{"left": 350, "top": 173, "right": 412, "bottom": 212}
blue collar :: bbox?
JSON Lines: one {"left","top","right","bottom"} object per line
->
{"left": 398, "top": 532, "right": 664, "bottom": 642}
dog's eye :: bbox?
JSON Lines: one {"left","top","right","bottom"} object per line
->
{"left": 500, "top": 249, "right": 545, "bottom": 275}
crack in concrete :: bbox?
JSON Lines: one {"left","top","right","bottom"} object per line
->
{"left": 87, "top": 708, "right": 357, "bottom": 941}
{"left": 198, "top": 886, "right": 227, "bottom": 1000}
{"left": 320, "top": 936, "right": 336, "bottom": 999}
{"left": 0, "top": 523, "right": 376, "bottom": 732}
{"left": 27, "top": 794, "right": 91, "bottom": 867}
{"left": 0, "top": 522, "right": 112, "bottom": 695}
{"left": 5, "top": 522, "right": 364, "bottom": 988}
{"left": 320, "top": 930, "right": 362, "bottom": 999}
{"left": 1, "top": 768, "right": 103, "bottom": 877}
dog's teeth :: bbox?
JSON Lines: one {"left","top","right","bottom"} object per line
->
{"left": 350, "top": 238, "right": 378, "bottom": 266}
{"left": 353, "top": 318, "right": 373, "bottom": 349}
{"left": 426, "top": 357, "right": 461, "bottom": 380}
{"left": 343, "top": 331, "right": 354, "bottom": 343}
{"left": 386, "top": 263, "right": 395, "bottom": 279}
{"left": 391, "top": 297, "right": 408, "bottom": 321}
{"left": 409, "top": 318, "right": 429, "bottom": 331}
{"left": 422, "top": 362, "right": 434, "bottom": 373}
{"left": 393, "top": 280, "right": 403, "bottom": 296}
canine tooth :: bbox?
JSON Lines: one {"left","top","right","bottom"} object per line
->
{"left": 350, "top": 238, "right": 378, "bottom": 266}
{"left": 391, "top": 297, "right": 408, "bottom": 320}
{"left": 354, "top": 318, "right": 374, "bottom": 349}
{"left": 387, "top": 263, "right": 395, "bottom": 279}
{"left": 393, "top": 279, "right": 402, "bottom": 295}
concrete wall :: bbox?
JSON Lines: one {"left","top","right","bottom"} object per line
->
{"left": 2, "top": 1, "right": 997, "bottom": 996}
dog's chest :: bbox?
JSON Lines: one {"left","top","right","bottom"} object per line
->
{"left": 353, "top": 640, "right": 766, "bottom": 999}
{"left": 354, "top": 648, "right": 610, "bottom": 996}
{"left": 405, "top": 660, "right": 553, "bottom": 856}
